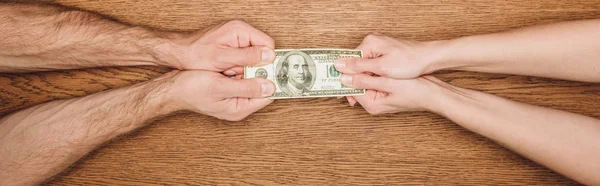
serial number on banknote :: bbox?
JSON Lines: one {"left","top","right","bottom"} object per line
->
{"left": 244, "top": 49, "right": 365, "bottom": 99}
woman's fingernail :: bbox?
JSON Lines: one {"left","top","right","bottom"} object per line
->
{"left": 334, "top": 59, "right": 346, "bottom": 70}
{"left": 339, "top": 75, "right": 353, "bottom": 85}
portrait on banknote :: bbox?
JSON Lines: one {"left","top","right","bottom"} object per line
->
{"left": 275, "top": 51, "right": 317, "bottom": 97}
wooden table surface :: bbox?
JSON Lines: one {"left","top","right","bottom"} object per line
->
{"left": 2, "top": 0, "right": 600, "bottom": 185}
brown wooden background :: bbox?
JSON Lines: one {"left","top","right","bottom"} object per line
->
{"left": 1, "top": 0, "right": 600, "bottom": 185}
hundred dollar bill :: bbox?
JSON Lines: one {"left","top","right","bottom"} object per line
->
{"left": 244, "top": 49, "right": 365, "bottom": 99}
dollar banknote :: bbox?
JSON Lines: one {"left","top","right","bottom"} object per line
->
{"left": 244, "top": 49, "right": 365, "bottom": 99}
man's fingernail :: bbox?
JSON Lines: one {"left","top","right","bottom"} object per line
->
{"left": 340, "top": 75, "right": 353, "bottom": 85}
{"left": 261, "top": 47, "right": 274, "bottom": 64}
{"left": 261, "top": 82, "right": 274, "bottom": 96}
{"left": 334, "top": 59, "right": 346, "bottom": 70}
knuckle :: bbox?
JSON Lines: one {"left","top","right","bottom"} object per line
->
{"left": 227, "top": 117, "right": 245, "bottom": 122}
{"left": 224, "top": 109, "right": 248, "bottom": 121}
{"left": 362, "top": 104, "right": 375, "bottom": 114}
{"left": 218, "top": 114, "right": 238, "bottom": 121}
{"left": 361, "top": 100, "right": 387, "bottom": 115}
{"left": 226, "top": 114, "right": 246, "bottom": 122}
{"left": 265, "top": 37, "right": 275, "bottom": 46}
{"left": 364, "top": 33, "right": 383, "bottom": 42}
{"left": 381, "top": 35, "right": 393, "bottom": 41}
{"left": 365, "top": 109, "right": 376, "bottom": 115}
{"left": 366, "top": 107, "right": 383, "bottom": 115}
{"left": 225, "top": 19, "right": 247, "bottom": 28}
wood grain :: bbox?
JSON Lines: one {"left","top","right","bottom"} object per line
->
{"left": 0, "top": 0, "right": 599, "bottom": 185}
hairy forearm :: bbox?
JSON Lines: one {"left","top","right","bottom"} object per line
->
{"left": 0, "top": 3, "right": 178, "bottom": 73}
{"left": 0, "top": 77, "right": 176, "bottom": 185}
{"left": 425, "top": 81, "right": 600, "bottom": 185}
{"left": 431, "top": 19, "right": 600, "bottom": 82}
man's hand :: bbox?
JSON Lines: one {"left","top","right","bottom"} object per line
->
{"left": 0, "top": 4, "right": 276, "bottom": 74}
{"left": 334, "top": 34, "right": 444, "bottom": 79}
{"left": 158, "top": 70, "right": 275, "bottom": 121}
{"left": 164, "top": 20, "right": 276, "bottom": 73}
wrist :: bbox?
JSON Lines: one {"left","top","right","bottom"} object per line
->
{"left": 152, "top": 31, "right": 189, "bottom": 69}
{"left": 421, "top": 38, "right": 470, "bottom": 74}
{"left": 143, "top": 72, "right": 184, "bottom": 115}
{"left": 418, "top": 76, "right": 462, "bottom": 116}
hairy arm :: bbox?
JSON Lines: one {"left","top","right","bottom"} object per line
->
{"left": 0, "top": 3, "right": 176, "bottom": 73}
{"left": 426, "top": 78, "right": 600, "bottom": 185}
{"left": 0, "top": 77, "right": 176, "bottom": 185}
{"left": 434, "top": 19, "right": 600, "bottom": 82}
{"left": 0, "top": 68, "right": 276, "bottom": 186}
